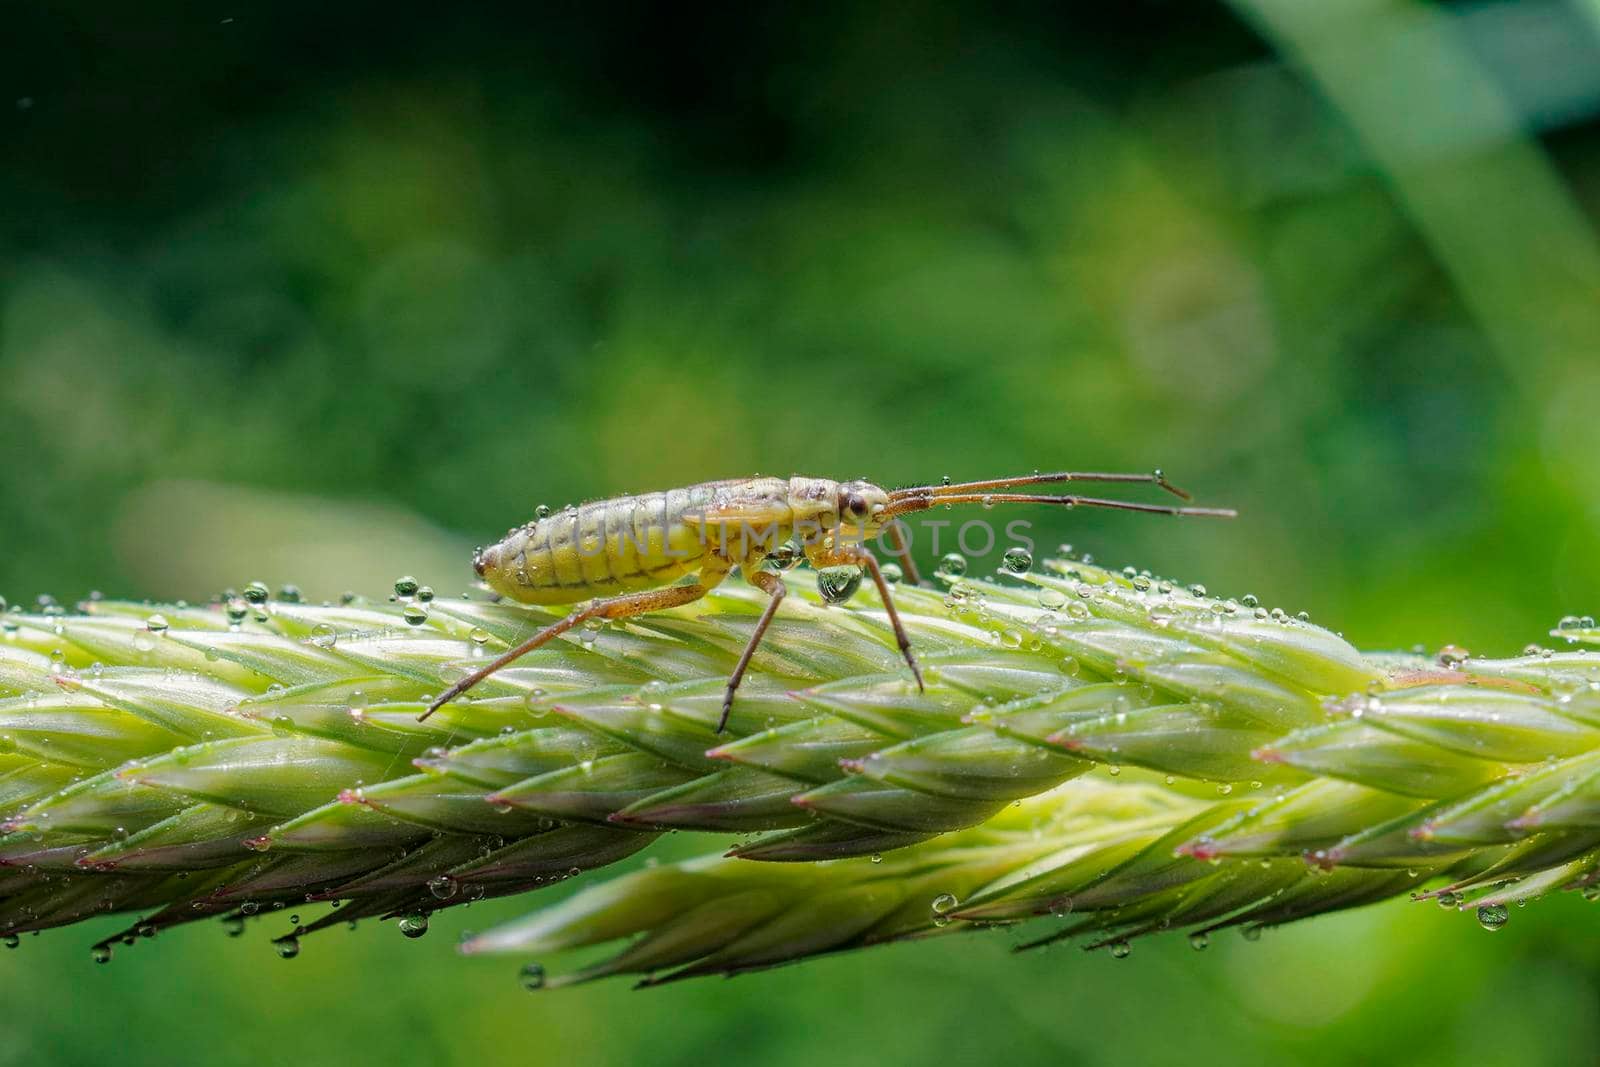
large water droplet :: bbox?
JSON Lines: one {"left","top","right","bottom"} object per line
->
{"left": 398, "top": 914, "right": 430, "bottom": 939}
{"left": 394, "top": 575, "right": 420, "bottom": 598}
{"left": 1476, "top": 903, "right": 1509, "bottom": 931}
{"left": 519, "top": 962, "right": 546, "bottom": 991}
{"left": 816, "top": 566, "right": 862, "bottom": 605}
{"left": 935, "top": 553, "right": 967, "bottom": 581}
{"left": 1000, "top": 548, "right": 1033, "bottom": 575}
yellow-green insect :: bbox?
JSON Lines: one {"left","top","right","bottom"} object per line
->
{"left": 420, "top": 470, "right": 1234, "bottom": 729}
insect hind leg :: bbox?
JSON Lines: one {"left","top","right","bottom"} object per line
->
{"left": 418, "top": 577, "right": 723, "bottom": 721}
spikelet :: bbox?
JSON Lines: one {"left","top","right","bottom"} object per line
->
{"left": 0, "top": 561, "right": 1594, "bottom": 975}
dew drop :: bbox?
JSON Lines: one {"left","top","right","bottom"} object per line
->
{"left": 881, "top": 562, "right": 903, "bottom": 584}
{"left": 91, "top": 943, "right": 113, "bottom": 964}
{"left": 243, "top": 581, "right": 270, "bottom": 605}
{"left": 1000, "top": 548, "right": 1033, "bottom": 576}
{"left": 935, "top": 553, "right": 968, "bottom": 581}
{"left": 145, "top": 613, "right": 169, "bottom": 634}
{"left": 394, "top": 575, "right": 420, "bottom": 598}
{"left": 310, "top": 623, "right": 338, "bottom": 649}
{"left": 275, "top": 936, "right": 300, "bottom": 959}
{"left": 1108, "top": 940, "right": 1131, "bottom": 959}
{"left": 1188, "top": 932, "right": 1209, "bottom": 952}
{"left": 520, "top": 962, "right": 546, "bottom": 991}
{"left": 427, "top": 875, "right": 457, "bottom": 900}
{"left": 1476, "top": 904, "right": 1509, "bottom": 931}
{"left": 398, "top": 914, "right": 430, "bottom": 939}
{"left": 402, "top": 604, "right": 429, "bottom": 627}
{"left": 816, "top": 566, "right": 863, "bottom": 605}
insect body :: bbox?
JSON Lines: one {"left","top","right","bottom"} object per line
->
{"left": 420, "top": 471, "right": 1234, "bottom": 729}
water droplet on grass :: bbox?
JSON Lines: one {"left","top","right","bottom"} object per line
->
{"left": 520, "top": 962, "right": 546, "bottom": 991}
{"left": 816, "top": 567, "right": 862, "bottom": 605}
{"left": 1476, "top": 904, "right": 1509, "bottom": 931}
{"left": 1000, "top": 548, "right": 1033, "bottom": 575}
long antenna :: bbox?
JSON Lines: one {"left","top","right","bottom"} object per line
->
{"left": 883, "top": 492, "right": 1235, "bottom": 520}
{"left": 889, "top": 469, "right": 1193, "bottom": 502}
{"left": 881, "top": 470, "right": 1234, "bottom": 521}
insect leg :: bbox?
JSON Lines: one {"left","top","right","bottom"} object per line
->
{"left": 418, "top": 577, "right": 724, "bottom": 721}
{"left": 882, "top": 520, "right": 922, "bottom": 587}
{"left": 814, "top": 543, "right": 924, "bottom": 694}
{"left": 719, "top": 568, "right": 787, "bottom": 733}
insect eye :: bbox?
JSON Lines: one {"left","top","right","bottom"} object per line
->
{"left": 843, "top": 493, "right": 869, "bottom": 521}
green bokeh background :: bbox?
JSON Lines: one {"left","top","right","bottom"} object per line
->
{"left": 5, "top": 2, "right": 1600, "bottom": 1062}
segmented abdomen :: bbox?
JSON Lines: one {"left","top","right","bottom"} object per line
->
{"left": 479, "top": 485, "right": 720, "bottom": 604}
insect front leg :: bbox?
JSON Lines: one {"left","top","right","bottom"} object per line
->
{"left": 420, "top": 563, "right": 730, "bottom": 720}
{"left": 881, "top": 520, "right": 922, "bottom": 587}
{"left": 718, "top": 565, "right": 788, "bottom": 734}
{"left": 809, "top": 541, "right": 925, "bottom": 694}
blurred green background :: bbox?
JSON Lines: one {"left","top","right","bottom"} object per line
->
{"left": 5, "top": 1, "right": 1600, "bottom": 1063}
